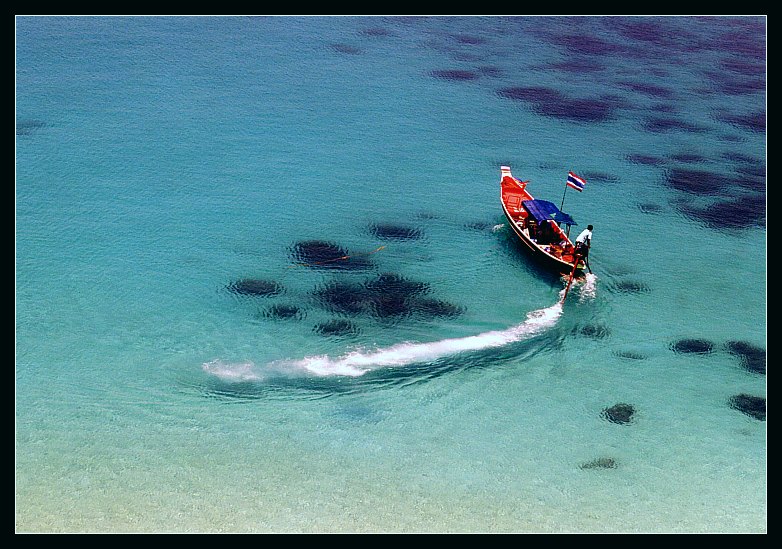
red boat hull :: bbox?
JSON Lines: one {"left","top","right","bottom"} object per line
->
{"left": 499, "top": 166, "right": 585, "bottom": 276}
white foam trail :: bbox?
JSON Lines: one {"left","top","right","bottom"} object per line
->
{"left": 578, "top": 273, "right": 598, "bottom": 302}
{"left": 491, "top": 223, "right": 505, "bottom": 232}
{"left": 202, "top": 359, "right": 266, "bottom": 382}
{"left": 203, "top": 301, "right": 563, "bottom": 381}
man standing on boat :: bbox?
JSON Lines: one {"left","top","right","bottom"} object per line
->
{"left": 575, "top": 224, "right": 593, "bottom": 258}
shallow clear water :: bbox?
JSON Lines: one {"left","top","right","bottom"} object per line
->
{"left": 16, "top": 16, "right": 766, "bottom": 532}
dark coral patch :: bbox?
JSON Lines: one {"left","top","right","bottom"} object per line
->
{"left": 580, "top": 457, "right": 617, "bottom": 470}
{"left": 643, "top": 116, "right": 707, "bottom": 133}
{"left": 413, "top": 298, "right": 464, "bottom": 319}
{"left": 619, "top": 81, "right": 675, "bottom": 99}
{"left": 17, "top": 119, "right": 47, "bottom": 136}
{"left": 670, "top": 338, "right": 713, "bottom": 355}
{"left": 369, "top": 223, "right": 423, "bottom": 241}
{"left": 678, "top": 195, "right": 766, "bottom": 230}
{"left": 601, "top": 403, "right": 635, "bottom": 425}
{"left": 364, "top": 273, "right": 431, "bottom": 321}
{"left": 369, "top": 294, "right": 414, "bottom": 320}
{"left": 430, "top": 69, "right": 480, "bottom": 81}
{"left": 707, "top": 71, "right": 766, "bottom": 96}
{"left": 618, "top": 19, "right": 668, "bottom": 44}
{"left": 557, "top": 34, "right": 619, "bottom": 56}
{"left": 721, "top": 152, "right": 759, "bottom": 164}
{"left": 262, "top": 304, "right": 305, "bottom": 320}
{"left": 616, "top": 19, "right": 694, "bottom": 50}
{"left": 364, "top": 272, "right": 430, "bottom": 298}
{"left": 582, "top": 171, "right": 619, "bottom": 184}
{"left": 290, "top": 240, "right": 374, "bottom": 270}
{"left": 312, "top": 281, "right": 370, "bottom": 316}
{"left": 227, "top": 278, "right": 283, "bottom": 297}
{"left": 721, "top": 57, "right": 765, "bottom": 78}
{"left": 611, "top": 280, "right": 651, "bottom": 294}
{"left": 717, "top": 111, "right": 766, "bottom": 133}
{"left": 670, "top": 152, "right": 707, "bottom": 163}
{"left": 613, "top": 351, "right": 648, "bottom": 360}
{"left": 665, "top": 168, "right": 728, "bottom": 195}
{"left": 716, "top": 19, "right": 766, "bottom": 58}
{"left": 576, "top": 324, "right": 611, "bottom": 339}
{"left": 536, "top": 97, "right": 617, "bottom": 123}
{"left": 729, "top": 394, "right": 766, "bottom": 421}
{"left": 314, "top": 319, "right": 361, "bottom": 337}
{"left": 311, "top": 272, "right": 461, "bottom": 324}
{"left": 452, "top": 34, "right": 485, "bottom": 45}
{"left": 725, "top": 340, "right": 766, "bottom": 375}
{"left": 497, "top": 86, "right": 619, "bottom": 123}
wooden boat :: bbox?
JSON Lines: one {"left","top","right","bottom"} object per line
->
{"left": 500, "top": 165, "right": 587, "bottom": 275}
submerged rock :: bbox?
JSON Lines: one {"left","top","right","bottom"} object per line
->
{"left": 331, "top": 43, "right": 362, "bottom": 55}
{"left": 312, "top": 272, "right": 462, "bottom": 323}
{"left": 611, "top": 280, "right": 651, "bottom": 294}
{"left": 670, "top": 338, "right": 714, "bottom": 355}
{"left": 665, "top": 168, "right": 727, "bottom": 195}
{"left": 290, "top": 240, "right": 374, "bottom": 270}
{"left": 16, "top": 119, "right": 47, "bottom": 136}
{"left": 413, "top": 298, "right": 465, "bottom": 319}
{"left": 430, "top": 69, "right": 479, "bottom": 81}
{"left": 577, "top": 324, "right": 611, "bottom": 339}
{"left": 725, "top": 340, "right": 766, "bottom": 375}
{"left": 643, "top": 116, "right": 707, "bottom": 133}
{"left": 312, "top": 281, "right": 370, "bottom": 316}
{"left": 369, "top": 293, "right": 413, "bottom": 320}
{"left": 677, "top": 195, "right": 766, "bottom": 230}
{"left": 580, "top": 457, "right": 617, "bottom": 470}
{"left": 364, "top": 272, "right": 430, "bottom": 298}
{"left": 613, "top": 350, "right": 648, "bottom": 360}
{"left": 496, "top": 86, "right": 619, "bottom": 124}
{"left": 314, "top": 319, "right": 361, "bottom": 337}
{"left": 227, "top": 278, "right": 283, "bottom": 297}
{"left": 262, "top": 304, "right": 305, "bottom": 320}
{"left": 729, "top": 394, "right": 766, "bottom": 421}
{"left": 369, "top": 223, "right": 423, "bottom": 240}
{"left": 602, "top": 403, "right": 635, "bottom": 425}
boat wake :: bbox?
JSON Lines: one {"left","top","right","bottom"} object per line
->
{"left": 203, "top": 300, "right": 564, "bottom": 382}
{"left": 578, "top": 272, "right": 598, "bottom": 302}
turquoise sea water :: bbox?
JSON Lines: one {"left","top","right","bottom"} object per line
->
{"left": 16, "top": 16, "right": 766, "bottom": 533}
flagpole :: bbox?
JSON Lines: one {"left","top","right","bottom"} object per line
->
{"left": 560, "top": 170, "right": 570, "bottom": 212}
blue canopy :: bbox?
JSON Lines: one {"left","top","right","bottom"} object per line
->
{"left": 522, "top": 199, "right": 577, "bottom": 226}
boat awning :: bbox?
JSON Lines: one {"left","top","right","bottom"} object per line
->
{"left": 522, "top": 200, "right": 577, "bottom": 225}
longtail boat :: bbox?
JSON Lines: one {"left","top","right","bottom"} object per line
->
{"left": 499, "top": 165, "right": 587, "bottom": 276}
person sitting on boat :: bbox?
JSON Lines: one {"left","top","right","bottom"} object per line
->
{"left": 526, "top": 218, "right": 538, "bottom": 240}
{"left": 538, "top": 220, "right": 557, "bottom": 245}
{"left": 575, "top": 225, "right": 593, "bottom": 257}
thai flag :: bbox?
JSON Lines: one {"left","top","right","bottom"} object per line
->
{"left": 566, "top": 171, "right": 587, "bottom": 192}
